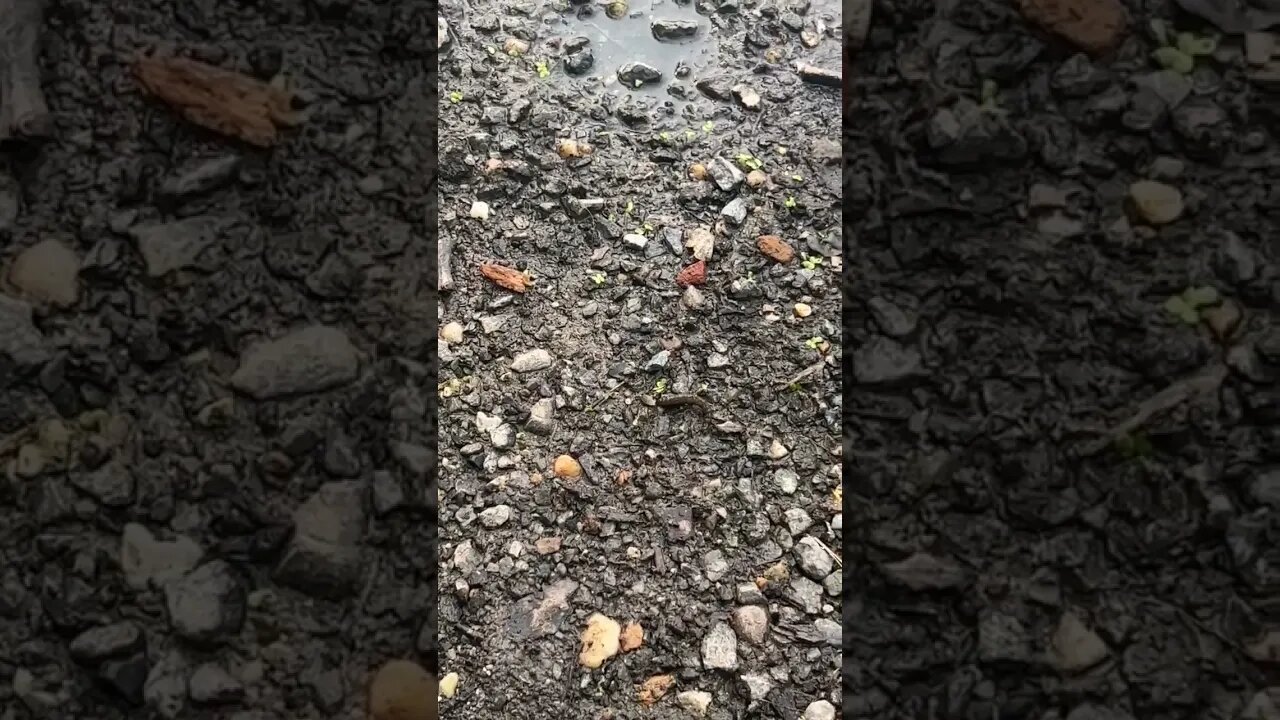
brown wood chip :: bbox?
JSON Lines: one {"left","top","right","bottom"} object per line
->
{"left": 134, "top": 55, "right": 301, "bottom": 147}
{"left": 1016, "top": 0, "right": 1127, "bottom": 56}
{"left": 479, "top": 263, "right": 529, "bottom": 293}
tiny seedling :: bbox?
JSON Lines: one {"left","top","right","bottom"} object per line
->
{"left": 685, "top": 129, "right": 698, "bottom": 140}
{"left": 535, "top": 60, "right": 551, "bottom": 78}
{"left": 449, "top": 90, "right": 463, "bottom": 103}
{"left": 1149, "top": 19, "right": 1217, "bottom": 74}
{"left": 784, "top": 196, "right": 798, "bottom": 209}
{"left": 653, "top": 378, "right": 668, "bottom": 395}
{"left": 801, "top": 254, "right": 823, "bottom": 271}
{"left": 736, "top": 153, "right": 763, "bottom": 171}
{"left": 591, "top": 273, "right": 607, "bottom": 285}
{"left": 624, "top": 200, "right": 634, "bottom": 215}
{"left": 702, "top": 120, "right": 715, "bottom": 133}
{"left": 792, "top": 174, "right": 804, "bottom": 183}
{"left": 1164, "top": 285, "right": 1220, "bottom": 325}
{"left": 804, "top": 336, "right": 824, "bottom": 350}
{"left": 979, "top": 78, "right": 1001, "bottom": 111}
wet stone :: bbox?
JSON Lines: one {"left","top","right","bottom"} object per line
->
{"left": 229, "top": 325, "right": 359, "bottom": 399}
{"left": 7, "top": 239, "right": 80, "bottom": 307}
{"left": 794, "top": 537, "right": 833, "bottom": 579}
{"left": 0, "top": 294, "right": 50, "bottom": 369}
{"left": 274, "top": 481, "right": 367, "bottom": 598}
{"left": 128, "top": 216, "right": 225, "bottom": 277}
{"left": 188, "top": 663, "right": 244, "bottom": 705}
{"left": 69, "top": 622, "right": 145, "bottom": 664}
{"left": 618, "top": 62, "right": 662, "bottom": 85}
{"left": 652, "top": 19, "right": 699, "bottom": 40}
{"left": 730, "top": 605, "right": 769, "bottom": 645}
{"left": 165, "top": 561, "right": 247, "bottom": 646}
{"left": 853, "top": 336, "right": 922, "bottom": 384}
{"left": 121, "top": 523, "right": 203, "bottom": 590}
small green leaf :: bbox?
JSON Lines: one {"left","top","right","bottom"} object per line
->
{"left": 591, "top": 273, "right": 607, "bottom": 285}
{"left": 448, "top": 90, "right": 463, "bottom": 103}
{"left": 654, "top": 378, "right": 668, "bottom": 394}
{"left": 536, "top": 60, "right": 550, "bottom": 78}
{"left": 1164, "top": 295, "right": 1200, "bottom": 324}
{"left": 1182, "top": 285, "right": 1220, "bottom": 308}
{"left": 685, "top": 130, "right": 697, "bottom": 140}
{"left": 1177, "top": 31, "right": 1218, "bottom": 57}
{"left": 702, "top": 121, "right": 715, "bottom": 133}
{"left": 792, "top": 174, "right": 803, "bottom": 182}
{"left": 1152, "top": 47, "right": 1195, "bottom": 74}
{"left": 804, "top": 336, "right": 824, "bottom": 350}
{"left": 784, "top": 196, "right": 797, "bottom": 209}
{"left": 981, "top": 79, "right": 998, "bottom": 103}
{"left": 624, "top": 200, "right": 634, "bottom": 215}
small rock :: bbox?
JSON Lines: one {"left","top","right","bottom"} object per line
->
{"left": 730, "top": 605, "right": 770, "bottom": 645}
{"left": 1246, "top": 33, "right": 1276, "bottom": 66}
{"left": 438, "top": 15, "right": 450, "bottom": 50}
{"left": 794, "top": 537, "right": 833, "bottom": 579}
{"left": 188, "top": 663, "right": 243, "bottom": 705}
{"left": 746, "top": 169, "right": 768, "bottom": 188}
{"left": 802, "top": 700, "right": 838, "bottom": 720}
{"left": 7, "top": 239, "right": 80, "bottom": 307}
{"left": 783, "top": 508, "right": 813, "bottom": 535}
{"left": 511, "top": 349, "right": 553, "bottom": 372}
{"left": 741, "top": 673, "right": 774, "bottom": 706}
{"left": 510, "top": 579, "right": 579, "bottom": 640}
{"left": 165, "top": 561, "right": 247, "bottom": 645}
{"left": 439, "top": 672, "right": 459, "bottom": 698}
{"left": 230, "top": 325, "right": 359, "bottom": 399}
{"left": 682, "top": 286, "right": 706, "bottom": 308}
{"left": 503, "top": 37, "right": 530, "bottom": 55}
{"left": 274, "top": 481, "right": 367, "bottom": 598}
{"left": 0, "top": 294, "right": 50, "bottom": 368}
{"left": 720, "top": 198, "right": 748, "bottom": 224}
{"left": 639, "top": 675, "right": 675, "bottom": 706}
{"left": 554, "top": 454, "right": 582, "bottom": 479}
{"left": 368, "top": 660, "right": 436, "bottom": 720}
{"left": 686, "top": 227, "right": 715, "bottom": 260}
{"left": 469, "top": 201, "right": 490, "bottom": 220}
{"left": 732, "top": 84, "right": 761, "bottom": 110}
{"left": 70, "top": 622, "right": 145, "bottom": 664}
{"left": 1049, "top": 611, "right": 1109, "bottom": 672}
{"left": 1129, "top": 180, "right": 1183, "bottom": 225}
{"left": 651, "top": 19, "right": 699, "bottom": 40}
{"left": 618, "top": 62, "right": 662, "bottom": 86}
{"left": 479, "top": 504, "right": 512, "bottom": 527}
{"left": 580, "top": 613, "right": 622, "bottom": 669}
{"left": 128, "top": 216, "right": 223, "bottom": 277}
{"left": 880, "top": 552, "right": 970, "bottom": 590}
{"left": 440, "top": 322, "right": 464, "bottom": 343}
{"left": 121, "top": 524, "right": 203, "bottom": 590}
{"left": 775, "top": 468, "right": 799, "bottom": 494}
{"left": 620, "top": 622, "right": 644, "bottom": 651}
{"left": 701, "top": 622, "right": 739, "bottom": 670}
{"left": 677, "top": 690, "right": 713, "bottom": 716}
{"left": 794, "top": 302, "right": 813, "bottom": 318}
{"left": 624, "top": 233, "right": 649, "bottom": 251}
{"left": 758, "top": 235, "right": 795, "bottom": 263}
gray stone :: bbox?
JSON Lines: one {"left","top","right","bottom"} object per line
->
{"left": 274, "top": 481, "right": 367, "bottom": 598}
{"left": 129, "top": 216, "right": 224, "bottom": 277}
{"left": 188, "top": 663, "right": 243, "bottom": 705}
{"left": 144, "top": 649, "right": 189, "bottom": 719}
{"left": 794, "top": 537, "right": 833, "bottom": 579}
{"left": 618, "top": 62, "right": 662, "bottom": 85}
{"left": 651, "top": 19, "right": 699, "bottom": 39}
{"left": 740, "top": 673, "right": 774, "bottom": 707}
{"left": 701, "top": 622, "right": 738, "bottom": 670}
{"left": 165, "top": 561, "right": 246, "bottom": 645}
{"left": 479, "top": 504, "right": 512, "bottom": 528}
{"left": 120, "top": 524, "right": 203, "bottom": 590}
{"left": 230, "top": 325, "right": 359, "bottom": 399}
{"left": 526, "top": 398, "right": 555, "bottom": 435}
{"left": 511, "top": 348, "right": 552, "bottom": 372}
{"left": 677, "top": 690, "right": 712, "bottom": 716}
{"left": 703, "top": 549, "right": 729, "bottom": 581}
{"left": 814, "top": 617, "right": 841, "bottom": 646}
{"left": 853, "top": 336, "right": 922, "bottom": 384}
{"left": 7, "top": 239, "right": 80, "bottom": 307}
{"left": 730, "top": 605, "right": 769, "bottom": 645}
{"left": 509, "top": 579, "right": 579, "bottom": 640}
{"left": 803, "top": 700, "right": 837, "bottom": 720}
{"left": 0, "top": 294, "right": 49, "bottom": 369}
{"left": 788, "top": 576, "right": 824, "bottom": 614}
{"left": 783, "top": 508, "right": 813, "bottom": 536}
{"left": 1048, "top": 611, "right": 1108, "bottom": 672}
{"left": 453, "top": 540, "right": 483, "bottom": 575}
{"left": 774, "top": 468, "right": 799, "bottom": 494}
{"left": 720, "top": 198, "right": 748, "bottom": 224}
{"left": 70, "top": 622, "right": 145, "bottom": 663}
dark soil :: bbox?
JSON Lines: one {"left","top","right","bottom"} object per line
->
{"left": 436, "top": 0, "right": 843, "bottom": 717}
{"left": 847, "top": 1, "right": 1280, "bottom": 718}
{"left": 0, "top": 1, "right": 436, "bottom": 718}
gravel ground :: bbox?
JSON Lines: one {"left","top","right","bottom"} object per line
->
{"left": 435, "top": 0, "right": 843, "bottom": 717}
{"left": 1, "top": 1, "right": 436, "bottom": 718}
{"left": 848, "top": 0, "right": 1280, "bottom": 718}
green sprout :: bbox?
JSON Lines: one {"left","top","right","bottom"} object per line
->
{"left": 624, "top": 200, "right": 634, "bottom": 215}
{"left": 801, "top": 254, "right": 823, "bottom": 271}
{"left": 1149, "top": 20, "right": 1217, "bottom": 74}
{"left": 654, "top": 378, "right": 668, "bottom": 395}
{"left": 702, "top": 120, "right": 715, "bottom": 133}
{"left": 536, "top": 60, "right": 551, "bottom": 78}
{"left": 1164, "top": 285, "right": 1220, "bottom": 325}
{"left": 804, "top": 336, "right": 824, "bottom": 350}
{"left": 735, "top": 153, "right": 763, "bottom": 171}
{"left": 792, "top": 174, "right": 804, "bottom": 182}
{"left": 591, "top": 273, "right": 607, "bottom": 285}
{"left": 784, "top": 196, "right": 797, "bottom": 209}
{"left": 449, "top": 90, "right": 463, "bottom": 103}
{"left": 685, "top": 129, "right": 698, "bottom": 140}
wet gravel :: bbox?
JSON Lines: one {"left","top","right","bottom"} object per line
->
{"left": 1, "top": 1, "right": 435, "bottom": 718}
{"left": 848, "top": 1, "right": 1280, "bottom": 718}
{"left": 437, "top": 0, "right": 843, "bottom": 717}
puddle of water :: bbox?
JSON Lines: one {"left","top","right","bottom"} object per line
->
{"left": 552, "top": 0, "right": 716, "bottom": 96}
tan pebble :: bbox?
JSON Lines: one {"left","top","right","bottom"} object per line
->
{"left": 535, "top": 536, "right": 562, "bottom": 554}
{"left": 689, "top": 163, "right": 707, "bottom": 181}
{"left": 638, "top": 675, "right": 675, "bottom": 706}
{"left": 7, "top": 239, "right": 81, "bottom": 308}
{"left": 793, "top": 303, "right": 813, "bottom": 318}
{"left": 503, "top": 38, "right": 529, "bottom": 55}
{"left": 439, "top": 672, "right": 459, "bottom": 699}
{"left": 580, "top": 613, "right": 621, "bottom": 669}
{"left": 440, "top": 322, "right": 464, "bottom": 343}
{"left": 745, "top": 170, "right": 768, "bottom": 188}
{"left": 554, "top": 454, "right": 583, "bottom": 479}
{"left": 368, "top": 660, "right": 437, "bottom": 720}
{"left": 1128, "top": 180, "right": 1183, "bottom": 225}
{"left": 620, "top": 622, "right": 644, "bottom": 652}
